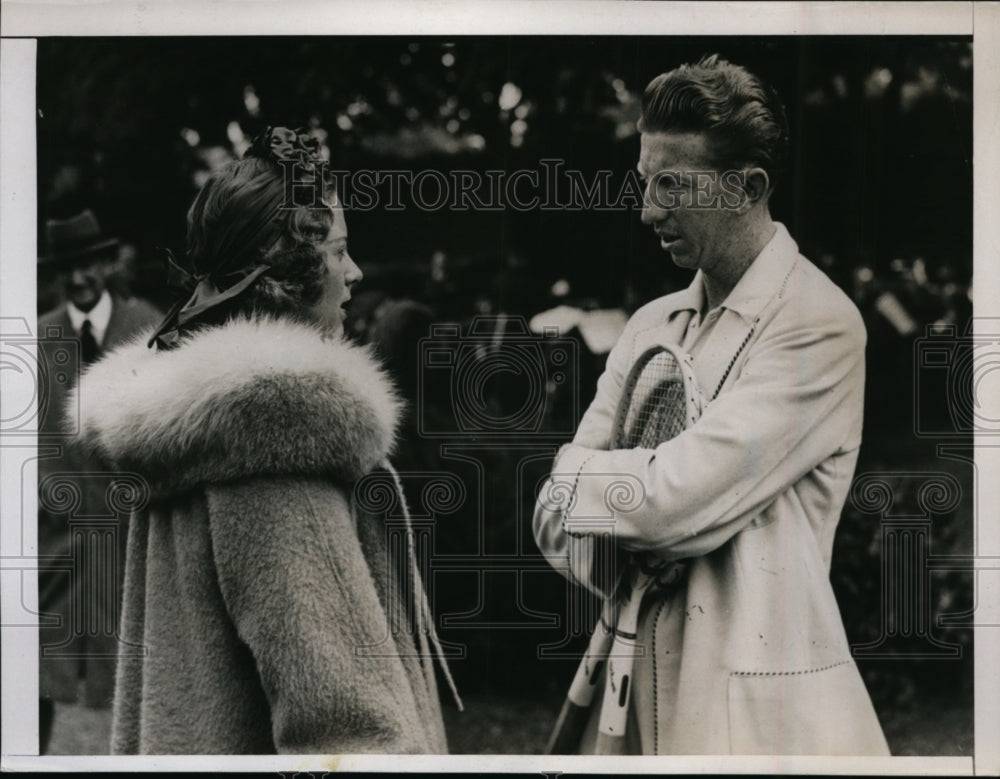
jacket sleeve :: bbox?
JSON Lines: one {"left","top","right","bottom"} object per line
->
{"left": 532, "top": 314, "right": 637, "bottom": 597}
{"left": 536, "top": 301, "right": 866, "bottom": 571}
{"left": 206, "top": 477, "right": 428, "bottom": 754}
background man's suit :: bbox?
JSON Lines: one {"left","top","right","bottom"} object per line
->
{"left": 37, "top": 294, "right": 161, "bottom": 710}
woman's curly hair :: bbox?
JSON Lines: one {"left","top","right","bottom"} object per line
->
{"left": 184, "top": 152, "right": 335, "bottom": 326}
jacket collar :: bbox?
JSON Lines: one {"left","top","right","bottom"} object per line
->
{"left": 72, "top": 315, "right": 401, "bottom": 499}
{"left": 658, "top": 222, "right": 800, "bottom": 399}
{"left": 669, "top": 221, "right": 800, "bottom": 324}
{"left": 719, "top": 222, "right": 799, "bottom": 322}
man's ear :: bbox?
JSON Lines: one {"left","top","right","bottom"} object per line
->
{"left": 738, "top": 167, "right": 770, "bottom": 213}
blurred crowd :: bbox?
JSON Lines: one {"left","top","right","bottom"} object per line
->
{"left": 40, "top": 229, "right": 972, "bottom": 441}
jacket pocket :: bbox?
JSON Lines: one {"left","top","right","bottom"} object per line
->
{"left": 727, "top": 661, "right": 890, "bottom": 756}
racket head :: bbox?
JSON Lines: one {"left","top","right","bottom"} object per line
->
{"left": 608, "top": 341, "right": 704, "bottom": 597}
{"left": 612, "top": 342, "right": 703, "bottom": 451}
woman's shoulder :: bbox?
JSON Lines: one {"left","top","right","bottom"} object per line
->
{"left": 75, "top": 316, "right": 402, "bottom": 501}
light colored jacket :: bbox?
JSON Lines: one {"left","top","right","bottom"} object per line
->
{"left": 534, "top": 223, "right": 890, "bottom": 755}
{"left": 73, "top": 316, "right": 450, "bottom": 754}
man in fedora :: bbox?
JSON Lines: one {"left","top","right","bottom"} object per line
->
{"left": 36, "top": 209, "right": 161, "bottom": 753}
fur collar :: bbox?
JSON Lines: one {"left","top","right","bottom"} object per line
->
{"left": 72, "top": 316, "right": 401, "bottom": 499}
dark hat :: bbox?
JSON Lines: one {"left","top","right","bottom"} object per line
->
{"left": 39, "top": 210, "right": 119, "bottom": 266}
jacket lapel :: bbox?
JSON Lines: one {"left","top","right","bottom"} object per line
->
{"left": 102, "top": 297, "right": 129, "bottom": 351}
{"left": 41, "top": 306, "right": 76, "bottom": 339}
{"left": 692, "top": 223, "right": 801, "bottom": 401}
{"left": 631, "top": 309, "right": 693, "bottom": 360}
{"left": 692, "top": 309, "right": 757, "bottom": 401}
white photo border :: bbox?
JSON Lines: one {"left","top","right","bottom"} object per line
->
{"left": 1, "top": 1, "right": 997, "bottom": 774}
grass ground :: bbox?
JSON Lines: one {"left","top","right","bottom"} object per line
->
{"left": 47, "top": 701, "right": 112, "bottom": 756}
{"left": 46, "top": 692, "right": 971, "bottom": 756}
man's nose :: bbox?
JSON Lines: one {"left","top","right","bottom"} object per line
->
{"left": 640, "top": 186, "right": 659, "bottom": 225}
{"left": 640, "top": 181, "right": 666, "bottom": 225}
{"left": 70, "top": 268, "right": 90, "bottom": 286}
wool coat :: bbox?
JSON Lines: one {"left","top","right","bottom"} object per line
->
{"left": 534, "top": 224, "right": 890, "bottom": 755}
{"left": 72, "top": 316, "right": 450, "bottom": 754}
{"left": 37, "top": 294, "right": 162, "bottom": 708}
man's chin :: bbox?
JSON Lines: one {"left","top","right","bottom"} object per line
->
{"left": 667, "top": 249, "right": 697, "bottom": 270}
{"left": 70, "top": 296, "right": 99, "bottom": 312}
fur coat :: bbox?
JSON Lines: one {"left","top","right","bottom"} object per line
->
{"left": 72, "top": 316, "right": 451, "bottom": 754}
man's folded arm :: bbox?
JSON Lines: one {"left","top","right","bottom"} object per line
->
{"left": 531, "top": 319, "right": 635, "bottom": 596}
{"left": 536, "top": 309, "right": 865, "bottom": 570}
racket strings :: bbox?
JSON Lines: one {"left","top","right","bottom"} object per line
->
{"left": 616, "top": 349, "right": 697, "bottom": 596}
{"left": 622, "top": 353, "right": 689, "bottom": 450}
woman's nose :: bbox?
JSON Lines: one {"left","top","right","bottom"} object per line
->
{"left": 346, "top": 255, "right": 363, "bottom": 285}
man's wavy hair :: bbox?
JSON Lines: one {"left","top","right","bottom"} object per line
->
{"left": 639, "top": 54, "right": 790, "bottom": 192}
{"left": 185, "top": 155, "right": 334, "bottom": 324}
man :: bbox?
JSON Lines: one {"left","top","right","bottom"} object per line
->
{"left": 36, "top": 210, "right": 161, "bottom": 752}
{"left": 533, "top": 55, "right": 890, "bottom": 755}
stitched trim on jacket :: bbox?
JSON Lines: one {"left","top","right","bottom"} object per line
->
{"left": 651, "top": 598, "right": 668, "bottom": 756}
{"left": 711, "top": 319, "right": 758, "bottom": 401}
{"left": 560, "top": 452, "right": 598, "bottom": 538}
{"left": 776, "top": 258, "right": 798, "bottom": 300}
{"left": 711, "top": 258, "right": 799, "bottom": 401}
{"left": 630, "top": 322, "right": 660, "bottom": 366}
{"left": 730, "top": 659, "right": 852, "bottom": 677}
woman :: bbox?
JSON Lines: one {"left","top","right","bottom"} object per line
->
{"left": 71, "top": 127, "right": 458, "bottom": 754}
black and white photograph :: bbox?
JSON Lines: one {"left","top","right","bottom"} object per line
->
{"left": 1, "top": 1, "right": 998, "bottom": 773}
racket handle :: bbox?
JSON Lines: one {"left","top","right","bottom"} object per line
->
{"left": 595, "top": 572, "right": 650, "bottom": 749}
{"left": 544, "top": 602, "right": 616, "bottom": 755}
{"left": 544, "top": 636, "right": 610, "bottom": 755}
{"left": 544, "top": 698, "right": 593, "bottom": 755}
{"left": 566, "top": 626, "right": 613, "bottom": 704}
{"left": 594, "top": 731, "right": 628, "bottom": 755}
{"left": 596, "top": 646, "right": 633, "bottom": 745}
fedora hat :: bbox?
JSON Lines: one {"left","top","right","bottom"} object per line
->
{"left": 40, "top": 210, "right": 120, "bottom": 266}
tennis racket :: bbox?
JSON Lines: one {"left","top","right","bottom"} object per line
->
{"left": 545, "top": 341, "right": 704, "bottom": 755}
{"left": 543, "top": 596, "right": 615, "bottom": 754}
